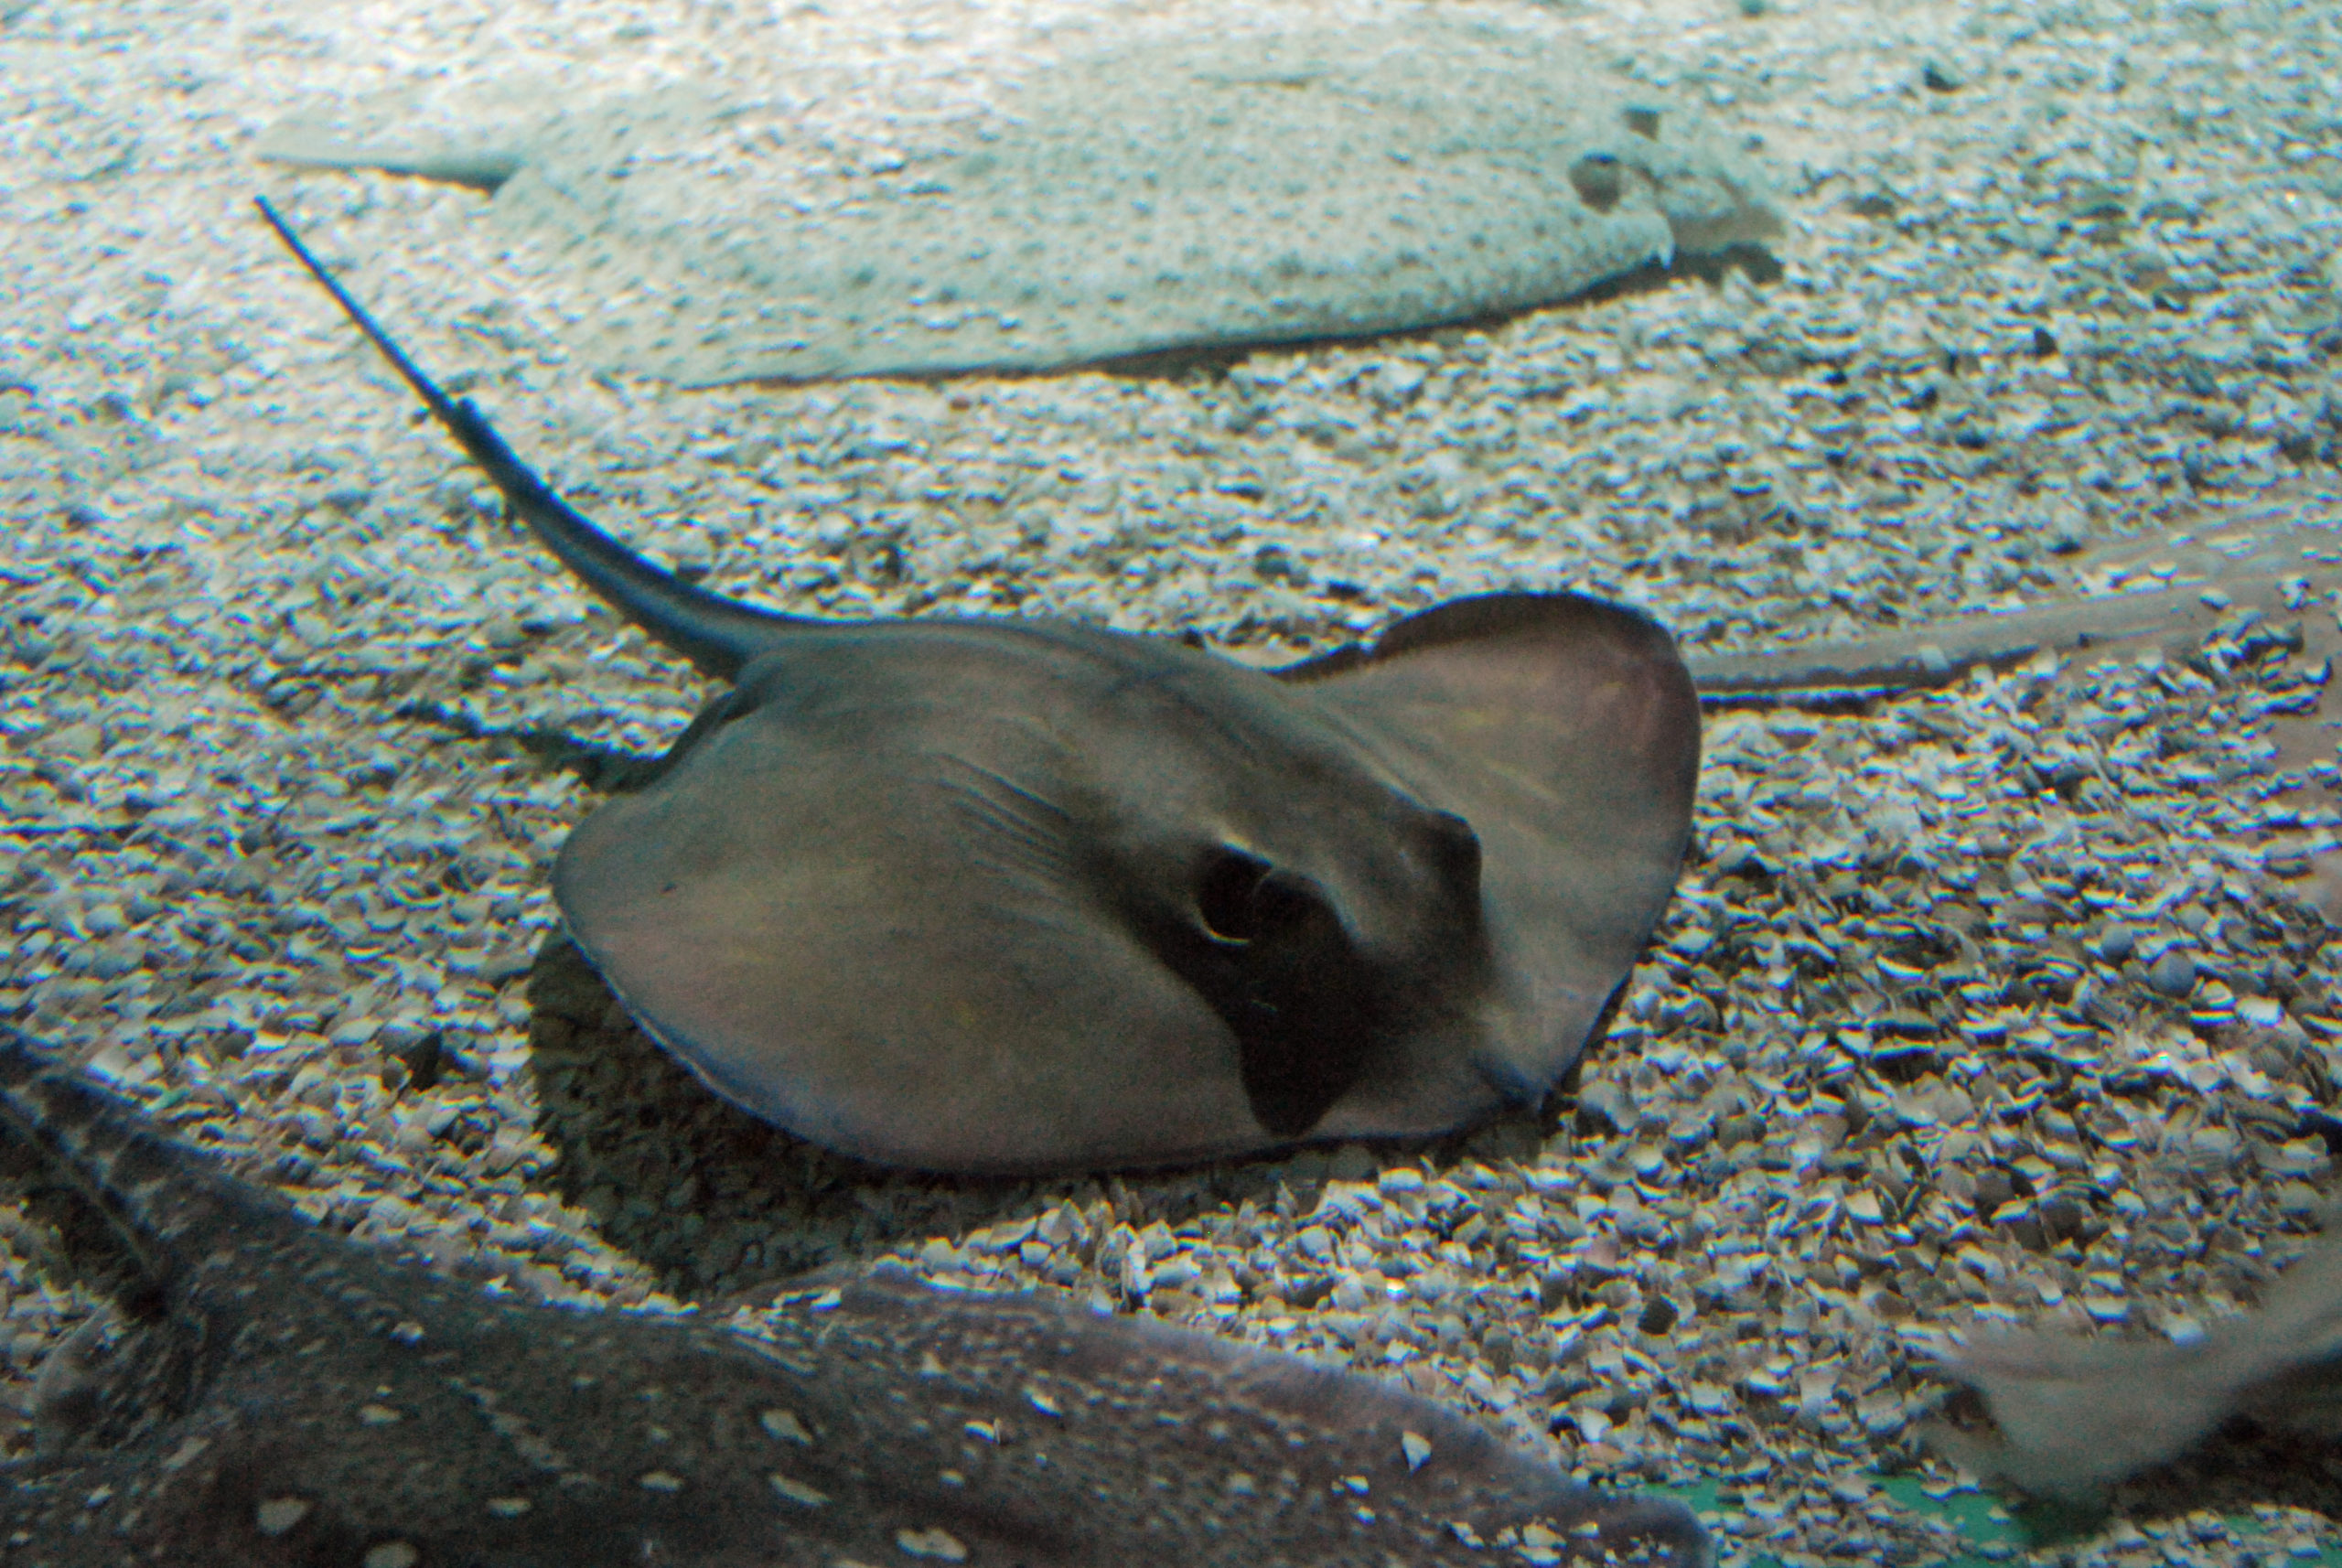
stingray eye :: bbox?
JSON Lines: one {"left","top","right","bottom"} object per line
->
{"left": 1568, "top": 152, "right": 1624, "bottom": 214}
{"left": 1197, "top": 848, "right": 1272, "bottom": 942}
{"left": 1196, "top": 848, "right": 1325, "bottom": 945}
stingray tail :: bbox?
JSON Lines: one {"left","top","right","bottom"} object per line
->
{"left": 0, "top": 1027, "right": 256, "bottom": 1304}
{"left": 255, "top": 196, "right": 795, "bottom": 682}
{"left": 254, "top": 136, "right": 527, "bottom": 195}
{"left": 0, "top": 1027, "right": 242, "bottom": 1441}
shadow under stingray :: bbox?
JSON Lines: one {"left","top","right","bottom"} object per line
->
{"left": 522, "top": 935, "right": 1563, "bottom": 1302}
{"left": 526, "top": 934, "right": 1051, "bottom": 1296}
{"left": 2096, "top": 1421, "right": 2342, "bottom": 1535}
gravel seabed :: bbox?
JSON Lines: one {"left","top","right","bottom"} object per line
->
{"left": 7, "top": 0, "right": 2342, "bottom": 1563}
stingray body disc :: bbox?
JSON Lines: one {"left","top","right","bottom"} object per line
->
{"left": 269, "top": 13, "right": 1781, "bottom": 383}
{"left": 553, "top": 597, "right": 1698, "bottom": 1176}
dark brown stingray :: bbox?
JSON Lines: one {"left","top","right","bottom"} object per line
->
{"left": 0, "top": 1023, "right": 1718, "bottom": 1566}
{"left": 259, "top": 199, "right": 1701, "bottom": 1176}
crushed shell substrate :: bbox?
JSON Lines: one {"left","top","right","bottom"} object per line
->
{"left": 9, "top": 0, "right": 2342, "bottom": 1563}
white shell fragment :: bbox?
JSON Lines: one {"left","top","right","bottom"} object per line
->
{"left": 261, "top": 13, "right": 1780, "bottom": 384}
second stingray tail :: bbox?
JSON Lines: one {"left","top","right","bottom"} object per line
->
{"left": 254, "top": 134, "right": 527, "bottom": 195}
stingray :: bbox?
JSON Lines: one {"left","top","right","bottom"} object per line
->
{"left": 1924, "top": 1226, "right": 2342, "bottom": 1503}
{"left": 1689, "top": 527, "right": 2342, "bottom": 702}
{"left": 257, "top": 13, "right": 1782, "bottom": 385}
{"left": 258, "top": 199, "right": 1702, "bottom": 1176}
{"left": 0, "top": 1023, "right": 1714, "bottom": 1566}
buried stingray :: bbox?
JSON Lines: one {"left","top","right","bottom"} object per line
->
{"left": 257, "top": 199, "right": 1702, "bottom": 1176}
{"left": 0, "top": 1023, "right": 1715, "bottom": 1566}
{"left": 256, "top": 14, "right": 1781, "bottom": 385}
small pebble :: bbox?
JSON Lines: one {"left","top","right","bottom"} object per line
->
{"left": 2146, "top": 950, "right": 2197, "bottom": 997}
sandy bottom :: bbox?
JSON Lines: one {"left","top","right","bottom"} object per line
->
{"left": 7, "top": 0, "right": 2342, "bottom": 1563}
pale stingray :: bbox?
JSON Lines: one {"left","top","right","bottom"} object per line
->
{"left": 1926, "top": 1227, "right": 2342, "bottom": 1502}
{"left": 258, "top": 13, "right": 1782, "bottom": 385}
{"left": 261, "top": 199, "right": 1701, "bottom": 1176}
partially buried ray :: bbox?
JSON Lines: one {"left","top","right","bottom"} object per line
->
{"left": 1689, "top": 516, "right": 2342, "bottom": 703}
{"left": 258, "top": 12, "right": 1780, "bottom": 385}
{"left": 0, "top": 1023, "right": 1714, "bottom": 1565}
{"left": 258, "top": 198, "right": 1702, "bottom": 1176}
{"left": 1924, "top": 1226, "right": 2342, "bottom": 1503}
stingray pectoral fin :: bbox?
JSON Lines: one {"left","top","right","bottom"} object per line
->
{"left": 1286, "top": 593, "right": 1701, "bottom": 1130}
{"left": 553, "top": 660, "right": 1262, "bottom": 1175}
{"left": 1922, "top": 1328, "right": 2253, "bottom": 1500}
{"left": 557, "top": 795, "right": 1259, "bottom": 1174}
{"left": 1927, "top": 1227, "right": 2342, "bottom": 1498}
